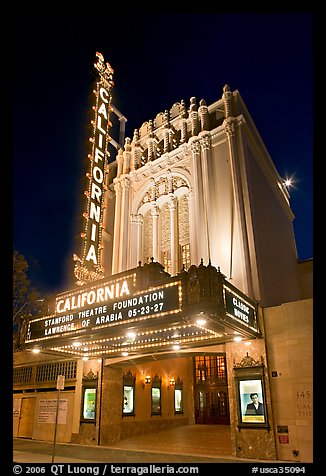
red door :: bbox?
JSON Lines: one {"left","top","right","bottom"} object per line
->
{"left": 195, "top": 388, "right": 230, "bottom": 424}
{"left": 194, "top": 354, "right": 230, "bottom": 425}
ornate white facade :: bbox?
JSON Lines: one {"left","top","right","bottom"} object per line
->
{"left": 104, "top": 85, "right": 301, "bottom": 307}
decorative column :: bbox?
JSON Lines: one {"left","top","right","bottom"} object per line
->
{"left": 111, "top": 180, "right": 122, "bottom": 274}
{"left": 151, "top": 205, "right": 159, "bottom": 262}
{"left": 168, "top": 197, "right": 178, "bottom": 276}
{"left": 129, "top": 214, "right": 138, "bottom": 269}
{"left": 189, "top": 139, "right": 208, "bottom": 265}
{"left": 136, "top": 214, "right": 144, "bottom": 265}
{"left": 118, "top": 177, "right": 131, "bottom": 272}
{"left": 224, "top": 120, "right": 236, "bottom": 282}
{"left": 223, "top": 85, "right": 254, "bottom": 296}
{"left": 200, "top": 133, "right": 212, "bottom": 261}
{"left": 101, "top": 187, "right": 113, "bottom": 275}
{"left": 187, "top": 190, "right": 197, "bottom": 266}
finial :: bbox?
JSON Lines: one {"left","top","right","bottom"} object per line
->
{"left": 189, "top": 97, "right": 197, "bottom": 111}
{"left": 133, "top": 129, "right": 139, "bottom": 142}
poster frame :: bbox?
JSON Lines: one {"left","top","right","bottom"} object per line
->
{"left": 234, "top": 363, "right": 270, "bottom": 431}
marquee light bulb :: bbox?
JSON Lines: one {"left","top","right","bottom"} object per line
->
{"left": 196, "top": 318, "right": 206, "bottom": 326}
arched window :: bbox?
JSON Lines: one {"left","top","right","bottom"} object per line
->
{"left": 139, "top": 180, "right": 190, "bottom": 275}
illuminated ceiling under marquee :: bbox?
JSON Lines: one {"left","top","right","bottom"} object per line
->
{"left": 24, "top": 262, "right": 260, "bottom": 360}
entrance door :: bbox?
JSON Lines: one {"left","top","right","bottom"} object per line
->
{"left": 194, "top": 354, "right": 230, "bottom": 425}
{"left": 195, "top": 388, "right": 230, "bottom": 424}
{"left": 17, "top": 397, "right": 36, "bottom": 438}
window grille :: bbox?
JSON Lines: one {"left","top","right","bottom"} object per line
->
{"left": 36, "top": 361, "right": 77, "bottom": 382}
{"left": 195, "top": 354, "right": 227, "bottom": 384}
{"left": 13, "top": 366, "right": 32, "bottom": 384}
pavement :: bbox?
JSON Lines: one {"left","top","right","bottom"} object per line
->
{"left": 12, "top": 425, "right": 282, "bottom": 464}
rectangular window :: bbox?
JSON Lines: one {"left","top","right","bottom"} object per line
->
{"left": 151, "top": 387, "right": 161, "bottom": 415}
{"left": 151, "top": 375, "right": 162, "bottom": 416}
{"left": 181, "top": 243, "right": 191, "bottom": 270}
{"left": 36, "top": 361, "right": 77, "bottom": 382}
{"left": 82, "top": 388, "right": 96, "bottom": 420}
{"left": 123, "top": 385, "right": 135, "bottom": 415}
{"left": 173, "top": 377, "right": 183, "bottom": 414}
{"left": 195, "top": 354, "right": 227, "bottom": 384}
{"left": 174, "top": 389, "right": 183, "bottom": 414}
{"left": 13, "top": 366, "right": 33, "bottom": 384}
{"left": 122, "top": 370, "right": 136, "bottom": 417}
{"left": 162, "top": 250, "right": 171, "bottom": 275}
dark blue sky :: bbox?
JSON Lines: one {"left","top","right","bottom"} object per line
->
{"left": 13, "top": 13, "right": 313, "bottom": 295}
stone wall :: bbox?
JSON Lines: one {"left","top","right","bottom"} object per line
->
{"left": 263, "top": 299, "right": 313, "bottom": 463}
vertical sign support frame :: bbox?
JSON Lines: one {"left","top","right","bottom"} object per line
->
{"left": 51, "top": 375, "right": 65, "bottom": 463}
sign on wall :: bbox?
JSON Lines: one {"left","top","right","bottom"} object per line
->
{"left": 37, "top": 399, "right": 67, "bottom": 424}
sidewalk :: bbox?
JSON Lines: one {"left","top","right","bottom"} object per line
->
{"left": 13, "top": 438, "right": 241, "bottom": 463}
{"left": 14, "top": 424, "right": 242, "bottom": 463}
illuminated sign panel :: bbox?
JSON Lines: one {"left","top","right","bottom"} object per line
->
{"left": 23, "top": 262, "right": 261, "bottom": 356}
{"left": 74, "top": 52, "right": 115, "bottom": 284}
{"left": 82, "top": 81, "right": 111, "bottom": 268}
{"left": 26, "top": 281, "right": 182, "bottom": 343}
{"left": 223, "top": 284, "right": 258, "bottom": 334}
{"left": 55, "top": 278, "right": 131, "bottom": 314}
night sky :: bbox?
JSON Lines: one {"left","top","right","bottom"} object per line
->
{"left": 13, "top": 13, "right": 313, "bottom": 296}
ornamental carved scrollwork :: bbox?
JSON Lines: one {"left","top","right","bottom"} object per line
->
{"left": 200, "top": 133, "right": 211, "bottom": 150}
{"left": 234, "top": 352, "right": 264, "bottom": 368}
{"left": 82, "top": 369, "right": 98, "bottom": 381}
{"left": 179, "top": 260, "right": 225, "bottom": 310}
{"left": 224, "top": 118, "right": 236, "bottom": 137}
{"left": 189, "top": 140, "right": 200, "bottom": 156}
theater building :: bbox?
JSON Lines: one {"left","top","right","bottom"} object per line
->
{"left": 13, "top": 53, "right": 313, "bottom": 462}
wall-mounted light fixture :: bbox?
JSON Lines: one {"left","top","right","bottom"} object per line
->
{"left": 168, "top": 377, "right": 175, "bottom": 390}
{"left": 143, "top": 375, "right": 151, "bottom": 388}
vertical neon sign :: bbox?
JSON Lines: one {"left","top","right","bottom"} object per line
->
{"left": 74, "top": 52, "right": 114, "bottom": 285}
